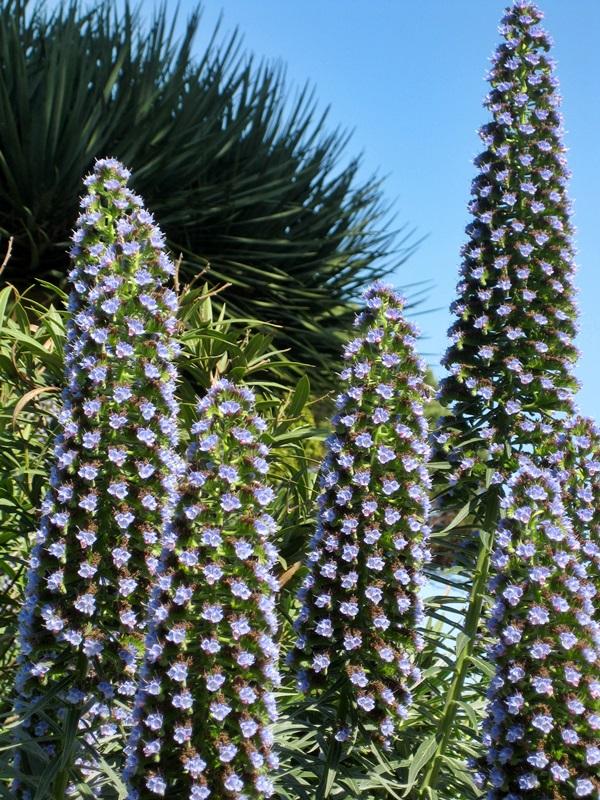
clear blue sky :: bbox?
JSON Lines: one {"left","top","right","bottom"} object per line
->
{"left": 152, "top": 1, "right": 600, "bottom": 418}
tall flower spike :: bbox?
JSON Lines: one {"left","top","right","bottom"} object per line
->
{"left": 438, "top": 0, "right": 579, "bottom": 487}
{"left": 14, "top": 159, "right": 183, "bottom": 775}
{"left": 124, "top": 380, "right": 280, "bottom": 800}
{"left": 433, "top": 2, "right": 600, "bottom": 796}
{"left": 479, "top": 448, "right": 600, "bottom": 799}
{"left": 292, "top": 283, "right": 432, "bottom": 746}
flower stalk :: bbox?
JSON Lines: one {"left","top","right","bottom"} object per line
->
{"left": 477, "top": 447, "right": 599, "bottom": 797}
{"left": 293, "top": 283, "right": 432, "bottom": 747}
{"left": 429, "top": 2, "right": 599, "bottom": 795}
{"left": 124, "top": 379, "right": 280, "bottom": 799}
{"left": 13, "top": 158, "right": 183, "bottom": 793}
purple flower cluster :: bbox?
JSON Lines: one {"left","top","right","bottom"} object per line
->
{"left": 292, "top": 283, "right": 432, "bottom": 747}
{"left": 558, "top": 416, "right": 600, "bottom": 574}
{"left": 435, "top": 4, "right": 600, "bottom": 795}
{"left": 14, "top": 159, "right": 183, "bottom": 769}
{"left": 478, "top": 446, "right": 600, "bottom": 798}
{"left": 439, "top": 0, "right": 579, "bottom": 465}
{"left": 124, "top": 380, "right": 280, "bottom": 799}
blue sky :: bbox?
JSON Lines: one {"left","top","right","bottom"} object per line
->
{"left": 156, "top": 1, "right": 600, "bottom": 417}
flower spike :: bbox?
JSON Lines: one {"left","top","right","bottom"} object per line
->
{"left": 435, "top": 2, "right": 600, "bottom": 796}
{"left": 439, "top": 0, "right": 579, "bottom": 473}
{"left": 479, "top": 438, "right": 600, "bottom": 798}
{"left": 14, "top": 158, "right": 183, "bottom": 789}
{"left": 292, "top": 283, "right": 432, "bottom": 746}
{"left": 125, "top": 380, "right": 280, "bottom": 799}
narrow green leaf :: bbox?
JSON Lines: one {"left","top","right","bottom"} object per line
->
{"left": 405, "top": 734, "right": 439, "bottom": 793}
{"left": 287, "top": 374, "right": 310, "bottom": 418}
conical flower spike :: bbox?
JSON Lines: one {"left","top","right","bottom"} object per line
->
{"left": 14, "top": 158, "right": 183, "bottom": 772}
{"left": 480, "top": 449, "right": 600, "bottom": 798}
{"left": 125, "top": 380, "right": 280, "bottom": 799}
{"left": 438, "top": 0, "right": 580, "bottom": 487}
{"left": 293, "top": 283, "right": 432, "bottom": 746}
{"left": 434, "top": 2, "right": 600, "bottom": 794}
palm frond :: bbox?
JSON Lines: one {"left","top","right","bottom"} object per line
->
{"left": 0, "top": 0, "right": 418, "bottom": 388}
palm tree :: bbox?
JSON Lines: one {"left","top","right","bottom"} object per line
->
{"left": 0, "top": 0, "right": 417, "bottom": 388}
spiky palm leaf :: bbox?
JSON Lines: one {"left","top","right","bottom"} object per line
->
{"left": 0, "top": 0, "right": 417, "bottom": 388}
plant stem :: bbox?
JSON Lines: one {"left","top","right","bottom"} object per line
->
{"left": 53, "top": 653, "right": 87, "bottom": 799}
{"left": 54, "top": 763, "right": 71, "bottom": 800}
{"left": 316, "top": 688, "right": 349, "bottom": 800}
{"left": 419, "top": 489, "right": 499, "bottom": 795}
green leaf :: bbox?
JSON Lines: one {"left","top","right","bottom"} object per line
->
{"left": 0, "top": 284, "right": 14, "bottom": 329}
{"left": 287, "top": 374, "right": 310, "bottom": 418}
{"left": 404, "top": 735, "right": 439, "bottom": 794}
{"left": 434, "top": 501, "right": 471, "bottom": 536}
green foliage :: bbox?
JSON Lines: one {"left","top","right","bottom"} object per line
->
{"left": 0, "top": 0, "right": 418, "bottom": 389}
{"left": 0, "top": 283, "right": 63, "bottom": 707}
{"left": 0, "top": 278, "right": 315, "bottom": 683}
{"left": 0, "top": 280, "right": 489, "bottom": 800}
